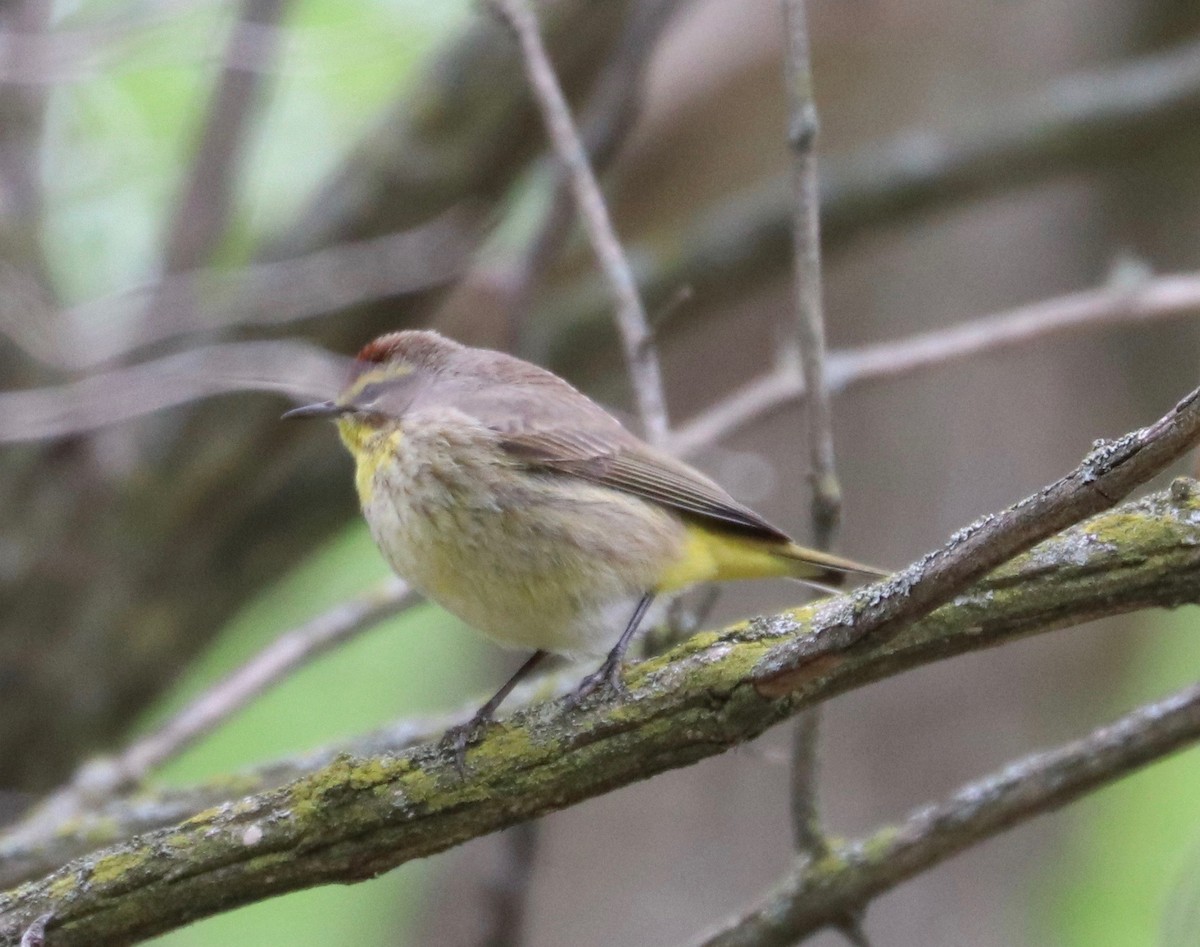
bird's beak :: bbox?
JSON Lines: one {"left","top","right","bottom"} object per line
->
{"left": 281, "top": 401, "right": 347, "bottom": 420}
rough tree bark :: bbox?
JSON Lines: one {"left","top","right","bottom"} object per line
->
{"left": 3, "top": 485, "right": 1200, "bottom": 945}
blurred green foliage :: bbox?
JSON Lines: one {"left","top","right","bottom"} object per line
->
{"left": 42, "top": 0, "right": 468, "bottom": 297}
{"left": 1037, "top": 607, "right": 1200, "bottom": 946}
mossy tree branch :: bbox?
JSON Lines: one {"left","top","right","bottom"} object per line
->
{"left": 3, "top": 484, "right": 1200, "bottom": 944}
{"left": 698, "top": 674, "right": 1200, "bottom": 946}
{"left": 757, "top": 382, "right": 1200, "bottom": 690}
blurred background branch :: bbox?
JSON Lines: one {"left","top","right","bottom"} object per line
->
{"left": 534, "top": 36, "right": 1200, "bottom": 349}
{"left": 700, "top": 676, "right": 1200, "bottom": 947}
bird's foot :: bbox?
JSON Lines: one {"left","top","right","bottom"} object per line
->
{"left": 567, "top": 655, "right": 628, "bottom": 710}
{"left": 440, "top": 711, "right": 493, "bottom": 775}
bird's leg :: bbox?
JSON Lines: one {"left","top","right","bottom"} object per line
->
{"left": 570, "top": 593, "right": 655, "bottom": 706}
{"left": 443, "top": 649, "right": 548, "bottom": 773}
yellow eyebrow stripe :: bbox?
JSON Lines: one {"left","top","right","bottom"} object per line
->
{"left": 343, "top": 363, "right": 415, "bottom": 400}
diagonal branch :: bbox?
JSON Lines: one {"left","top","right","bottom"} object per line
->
{"left": 668, "top": 271, "right": 1200, "bottom": 458}
{"left": 488, "top": 0, "right": 668, "bottom": 444}
{"left": 697, "top": 675, "right": 1200, "bottom": 946}
{"left": 3, "top": 579, "right": 415, "bottom": 854}
{"left": 4, "top": 480, "right": 1200, "bottom": 941}
{"left": 755, "top": 382, "right": 1200, "bottom": 693}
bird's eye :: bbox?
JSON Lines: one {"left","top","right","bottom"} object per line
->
{"left": 353, "top": 382, "right": 388, "bottom": 411}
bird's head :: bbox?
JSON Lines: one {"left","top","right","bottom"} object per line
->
{"left": 281, "top": 330, "right": 463, "bottom": 455}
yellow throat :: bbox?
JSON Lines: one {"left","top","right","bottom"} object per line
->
{"left": 337, "top": 417, "right": 398, "bottom": 506}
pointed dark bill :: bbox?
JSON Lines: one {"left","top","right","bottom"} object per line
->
{"left": 281, "top": 401, "right": 346, "bottom": 420}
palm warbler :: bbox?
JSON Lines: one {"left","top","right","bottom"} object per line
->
{"left": 284, "top": 330, "right": 882, "bottom": 758}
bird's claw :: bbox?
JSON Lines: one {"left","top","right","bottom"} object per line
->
{"left": 567, "top": 657, "right": 628, "bottom": 710}
{"left": 440, "top": 713, "right": 491, "bottom": 775}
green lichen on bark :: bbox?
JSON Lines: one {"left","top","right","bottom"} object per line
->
{"left": 3, "top": 486, "right": 1200, "bottom": 945}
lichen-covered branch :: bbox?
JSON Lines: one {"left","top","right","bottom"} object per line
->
{"left": 2, "top": 579, "right": 415, "bottom": 858}
{"left": 755, "top": 383, "right": 1200, "bottom": 692}
{"left": 3, "top": 484, "right": 1200, "bottom": 944}
{"left": 698, "top": 674, "right": 1200, "bottom": 946}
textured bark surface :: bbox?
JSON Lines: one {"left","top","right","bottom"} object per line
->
{"left": 2, "top": 486, "right": 1200, "bottom": 944}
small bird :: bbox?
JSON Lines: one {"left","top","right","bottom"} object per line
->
{"left": 284, "top": 330, "right": 882, "bottom": 761}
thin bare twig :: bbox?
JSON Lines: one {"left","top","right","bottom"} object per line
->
{"left": 780, "top": 4, "right": 863, "bottom": 941}
{"left": 488, "top": 0, "right": 669, "bottom": 445}
{"left": 490, "top": 0, "right": 684, "bottom": 351}
{"left": 699, "top": 678, "right": 1200, "bottom": 945}
{"left": 669, "top": 271, "right": 1200, "bottom": 458}
{"left": 788, "top": 709, "right": 826, "bottom": 856}
{"left": 756, "top": 383, "right": 1200, "bottom": 693}
{"left": 823, "top": 269, "right": 1200, "bottom": 392}
{"left": 782, "top": 0, "right": 839, "bottom": 551}
{"left": 4, "top": 579, "right": 415, "bottom": 850}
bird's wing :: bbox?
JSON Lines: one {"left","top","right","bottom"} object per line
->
{"left": 412, "top": 357, "right": 793, "bottom": 542}
{"left": 491, "top": 412, "right": 792, "bottom": 543}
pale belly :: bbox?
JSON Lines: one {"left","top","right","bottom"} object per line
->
{"left": 358, "top": 423, "right": 686, "bottom": 657}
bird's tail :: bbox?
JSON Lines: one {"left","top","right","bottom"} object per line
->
{"left": 776, "top": 542, "right": 888, "bottom": 589}
{"left": 654, "top": 524, "right": 887, "bottom": 593}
